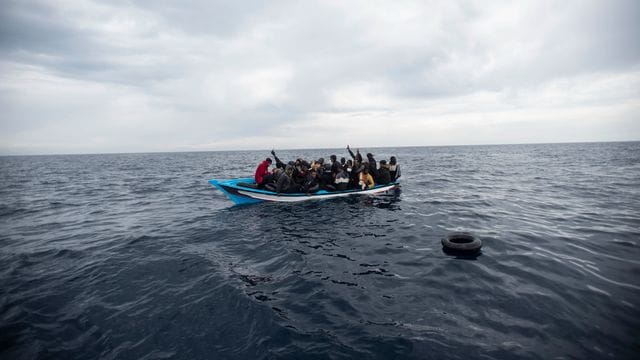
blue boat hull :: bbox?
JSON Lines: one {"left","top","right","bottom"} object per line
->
{"left": 209, "top": 178, "right": 399, "bottom": 205}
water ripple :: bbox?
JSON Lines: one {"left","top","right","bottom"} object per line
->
{"left": 1, "top": 143, "right": 640, "bottom": 359}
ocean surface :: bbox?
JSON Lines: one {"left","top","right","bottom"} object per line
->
{"left": 1, "top": 142, "right": 639, "bottom": 359}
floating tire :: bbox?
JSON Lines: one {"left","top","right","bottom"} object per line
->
{"left": 442, "top": 232, "right": 482, "bottom": 253}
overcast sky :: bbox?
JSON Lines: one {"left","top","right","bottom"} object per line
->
{"left": 1, "top": 0, "right": 639, "bottom": 155}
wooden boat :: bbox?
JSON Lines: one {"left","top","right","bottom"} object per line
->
{"left": 209, "top": 177, "right": 399, "bottom": 205}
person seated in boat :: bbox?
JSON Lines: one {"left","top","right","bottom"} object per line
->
{"left": 284, "top": 165, "right": 302, "bottom": 193}
{"left": 351, "top": 160, "right": 366, "bottom": 189}
{"left": 334, "top": 166, "right": 350, "bottom": 191}
{"left": 297, "top": 158, "right": 311, "bottom": 170}
{"left": 330, "top": 155, "right": 343, "bottom": 176}
{"left": 358, "top": 167, "right": 375, "bottom": 190}
{"left": 254, "top": 157, "right": 273, "bottom": 188}
{"left": 389, "top": 156, "right": 401, "bottom": 181}
{"left": 264, "top": 168, "right": 283, "bottom": 192}
{"left": 358, "top": 160, "right": 368, "bottom": 177}
{"left": 344, "top": 159, "right": 356, "bottom": 189}
{"left": 303, "top": 168, "right": 320, "bottom": 194}
{"left": 366, "top": 152, "right": 378, "bottom": 180}
{"left": 292, "top": 161, "right": 307, "bottom": 186}
{"left": 329, "top": 154, "right": 341, "bottom": 172}
{"left": 266, "top": 165, "right": 298, "bottom": 195}
{"left": 376, "top": 159, "right": 391, "bottom": 185}
{"left": 311, "top": 158, "right": 324, "bottom": 172}
{"left": 320, "top": 162, "right": 334, "bottom": 190}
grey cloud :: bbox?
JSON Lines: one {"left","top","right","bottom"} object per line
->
{"left": 343, "top": 1, "right": 640, "bottom": 100}
{"left": 0, "top": 0, "right": 180, "bottom": 87}
{"left": 123, "top": 0, "right": 271, "bottom": 37}
{"left": 0, "top": 1, "right": 76, "bottom": 53}
{"left": 0, "top": 0, "right": 638, "bottom": 154}
{"left": 3, "top": 0, "right": 639, "bottom": 97}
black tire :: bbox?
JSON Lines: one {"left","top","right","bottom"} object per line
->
{"left": 442, "top": 232, "right": 482, "bottom": 253}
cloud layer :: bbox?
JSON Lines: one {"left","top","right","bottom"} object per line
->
{"left": 1, "top": 0, "right": 639, "bottom": 154}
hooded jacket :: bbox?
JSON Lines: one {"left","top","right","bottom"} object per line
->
{"left": 254, "top": 160, "right": 271, "bottom": 184}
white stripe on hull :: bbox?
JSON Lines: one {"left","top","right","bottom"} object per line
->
{"left": 237, "top": 184, "right": 397, "bottom": 202}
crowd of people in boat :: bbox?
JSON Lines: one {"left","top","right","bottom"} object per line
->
{"left": 253, "top": 146, "right": 401, "bottom": 194}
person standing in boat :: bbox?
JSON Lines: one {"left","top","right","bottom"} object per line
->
{"left": 255, "top": 157, "right": 273, "bottom": 188}
{"left": 389, "top": 156, "right": 401, "bottom": 181}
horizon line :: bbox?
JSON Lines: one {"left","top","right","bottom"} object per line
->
{"left": 0, "top": 139, "right": 638, "bottom": 157}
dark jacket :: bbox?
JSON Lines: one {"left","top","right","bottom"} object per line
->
{"left": 389, "top": 164, "right": 401, "bottom": 181}
{"left": 334, "top": 169, "right": 349, "bottom": 191}
{"left": 347, "top": 147, "right": 363, "bottom": 163}
{"left": 272, "top": 152, "right": 286, "bottom": 169}
{"left": 366, "top": 155, "right": 377, "bottom": 179}
{"left": 377, "top": 167, "right": 391, "bottom": 185}
{"left": 303, "top": 172, "right": 319, "bottom": 193}
{"left": 276, "top": 173, "right": 291, "bottom": 193}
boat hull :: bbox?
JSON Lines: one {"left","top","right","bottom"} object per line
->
{"left": 209, "top": 177, "right": 399, "bottom": 205}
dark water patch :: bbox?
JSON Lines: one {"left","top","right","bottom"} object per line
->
{"left": 1, "top": 143, "right": 640, "bottom": 359}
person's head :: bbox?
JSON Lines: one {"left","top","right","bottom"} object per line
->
{"left": 379, "top": 159, "right": 387, "bottom": 168}
{"left": 317, "top": 157, "right": 324, "bottom": 165}
{"left": 266, "top": 158, "right": 273, "bottom": 164}
{"left": 366, "top": 153, "right": 374, "bottom": 159}
{"left": 346, "top": 159, "right": 353, "bottom": 167}
{"left": 340, "top": 157, "right": 346, "bottom": 165}
{"left": 363, "top": 168, "right": 369, "bottom": 175}
{"left": 330, "top": 155, "right": 337, "bottom": 163}
{"left": 390, "top": 156, "right": 397, "bottom": 165}
{"left": 285, "top": 165, "right": 294, "bottom": 176}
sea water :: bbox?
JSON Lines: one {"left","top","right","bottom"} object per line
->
{"left": 1, "top": 142, "right": 639, "bottom": 359}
